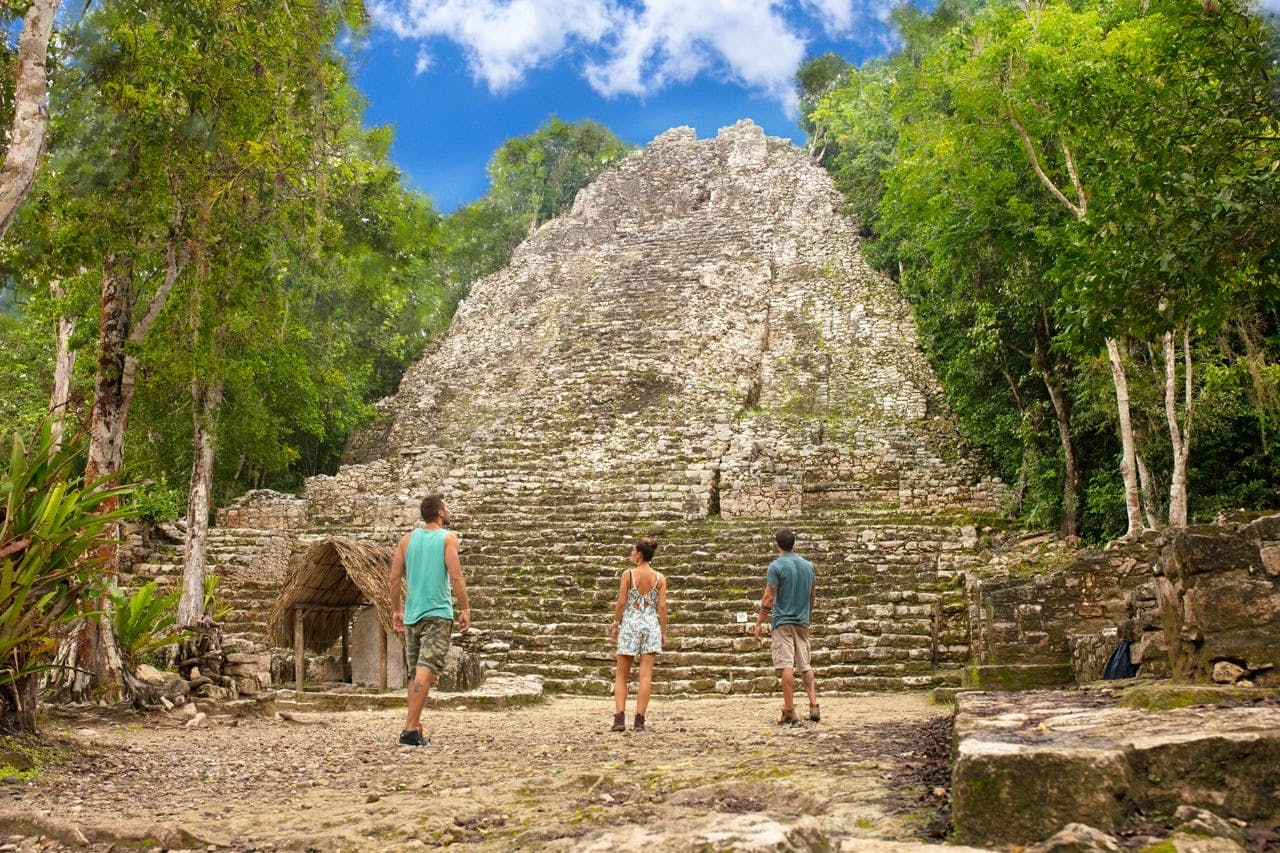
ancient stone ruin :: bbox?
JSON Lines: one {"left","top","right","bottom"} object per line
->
{"left": 128, "top": 120, "right": 1011, "bottom": 695}
{"left": 107, "top": 119, "right": 1280, "bottom": 852}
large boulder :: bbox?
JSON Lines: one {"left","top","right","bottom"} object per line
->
{"left": 1154, "top": 516, "right": 1280, "bottom": 684}
{"left": 951, "top": 688, "right": 1280, "bottom": 847}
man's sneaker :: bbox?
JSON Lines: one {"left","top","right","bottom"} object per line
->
{"left": 779, "top": 707, "right": 800, "bottom": 726}
{"left": 398, "top": 729, "right": 429, "bottom": 746}
{"left": 809, "top": 704, "right": 821, "bottom": 723}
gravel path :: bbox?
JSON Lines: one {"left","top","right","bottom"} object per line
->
{"left": 1, "top": 693, "right": 956, "bottom": 851}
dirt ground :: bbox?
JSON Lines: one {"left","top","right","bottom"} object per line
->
{"left": 0, "top": 693, "right": 957, "bottom": 852}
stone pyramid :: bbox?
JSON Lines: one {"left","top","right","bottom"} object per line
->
{"left": 322, "top": 120, "right": 1003, "bottom": 529}
{"left": 213, "top": 120, "right": 1008, "bottom": 693}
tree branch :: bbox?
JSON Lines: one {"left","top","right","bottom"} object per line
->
{"left": 1059, "top": 140, "right": 1087, "bottom": 218}
{"left": 130, "top": 200, "right": 186, "bottom": 344}
{"left": 1006, "top": 109, "right": 1085, "bottom": 220}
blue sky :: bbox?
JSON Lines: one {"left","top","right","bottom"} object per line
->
{"left": 350, "top": 0, "right": 904, "bottom": 212}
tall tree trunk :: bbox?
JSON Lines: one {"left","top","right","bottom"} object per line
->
{"left": 1044, "top": 374, "right": 1079, "bottom": 539}
{"left": 54, "top": 256, "right": 136, "bottom": 701}
{"left": 0, "top": 0, "right": 58, "bottom": 242}
{"left": 1032, "top": 331, "right": 1078, "bottom": 539}
{"left": 1106, "top": 337, "right": 1146, "bottom": 537}
{"left": 56, "top": 212, "right": 188, "bottom": 698}
{"left": 49, "top": 296, "right": 77, "bottom": 451}
{"left": 85, "top": 256, "right": 134, "bottom": 487}
{"left": 177, "top": 379, "right": 223, "bottom": 627}
{"left": 1164, "top": 328, "right": 1194, "bottom": 527}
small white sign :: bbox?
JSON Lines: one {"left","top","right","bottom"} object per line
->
{"left": 736, "top": 612, "right": 748, "bottom": 623}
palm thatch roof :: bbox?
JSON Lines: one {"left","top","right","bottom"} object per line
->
{"left": 268, "top": 538, "right": 395, "bottom": 651}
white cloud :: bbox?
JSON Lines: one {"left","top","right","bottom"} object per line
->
{"left": 414, "top": 46, "right": 433, "bottom": 74}
{"left": 800, "top": 0, "right": 855, "bottom": 34}
{"left": 370, "top": 0, "right": 617, "bottom": 91}
{"left": 585, "top": 0, "right": 806, "bottom": 106}
{"left": 369, "top": 0, "right": 870, "bottom": 108}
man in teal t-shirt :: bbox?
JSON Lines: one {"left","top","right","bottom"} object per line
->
{"left": 753, "top": 527, "right": 820, "bottom": 726}
{"left": 388, "top": 493, "right": 471, "bottom": 746}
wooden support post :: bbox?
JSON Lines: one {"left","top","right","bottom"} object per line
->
{"left": 378, "top": 622, "right": 388, "bottom": 691}
{"left": 294, "top": 607, "right": 305, "bottom": 699}
{"left": 341, "top": 613, "right": 351, "bottom": 684}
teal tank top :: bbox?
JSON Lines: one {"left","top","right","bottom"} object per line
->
{"left": 403, "top": 527, "right": 453, "bottom": 624}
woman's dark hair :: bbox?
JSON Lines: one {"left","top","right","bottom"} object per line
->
{"left": 420, "top": 493, "right": 446, "bottom": 522}
{"left": 634, "top": 538, "right": 658, "bottom": 562}
{"left": 775, "top": 527, "right": 796, "bottom": 552}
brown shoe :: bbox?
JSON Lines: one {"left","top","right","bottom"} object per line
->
{"left": 611, "top": 712, "right": 626, "bottom": 732}
{"left": 633, "top": 714, "right": 646, "bottom": 731}
{"left": 808, "top": 704, "right": 821, "bottom": 723}
{"left": 779, "top": 707, "right": 799, "bottom": 725}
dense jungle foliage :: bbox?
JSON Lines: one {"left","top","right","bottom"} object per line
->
{"left": 799, "top": 0, "right": 1280, "bottom": 541}
{"left": 0, "top": 3, "right": 629, "bottom": 518}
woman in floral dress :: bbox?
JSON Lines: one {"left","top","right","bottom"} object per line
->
{"left": 609, "top": 538, "right": 667, "bottom": 731}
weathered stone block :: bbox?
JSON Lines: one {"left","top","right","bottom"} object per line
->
{"left": 953, "top": 689, "right": 1280, "bottom": 847}
{"left": 952, "top": 743, "right": 1134, "bottom": 846}
{"left": 435, "top": 646, "right": 485, "bottom": 693}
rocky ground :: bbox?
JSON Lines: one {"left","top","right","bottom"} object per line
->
{"left": 0, "top": 692, "right": 964, "bottom": 852}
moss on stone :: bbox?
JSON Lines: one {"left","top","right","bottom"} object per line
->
{"left": 1138, "top": 841, "right": 1178, "bottom": 853}
{"left": 1118, "top": 683, "right": 1279, "bottom": 711}
{"left": 0, "top": 735, "right": 74, "bottom": 784}
{"left": 963, "top": 663, "right": 1075, "bottom": 691}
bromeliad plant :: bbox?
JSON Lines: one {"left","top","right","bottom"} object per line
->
{"left": 110, "top": 581, "right": 194, "bottom": 669}
{"left": 0, "top": 420, "right": 133, "bottom": 734}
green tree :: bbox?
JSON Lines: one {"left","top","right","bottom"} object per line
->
{"left": 806, "top": 0, "right": 1280, "bottom": 539}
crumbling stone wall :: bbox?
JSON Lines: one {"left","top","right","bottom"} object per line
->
{"left": 969, "top": 514, "right": 1280, "bottom": 688}
{"left": 1148, "top": 515, "right": 1280, "bottom": 686}
{"left": 967, "top": 537, "right": 1155, "bottom": 688}
{"left": 214, "top": 489, "right": 308, "bottom": 532}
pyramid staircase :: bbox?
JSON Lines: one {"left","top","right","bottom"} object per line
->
{"left": 449, "top": 509, "right": 985, "bottom": 695}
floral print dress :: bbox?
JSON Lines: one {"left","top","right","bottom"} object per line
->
{"left": 616, "top": 569, "right": 663, "bottom": 656}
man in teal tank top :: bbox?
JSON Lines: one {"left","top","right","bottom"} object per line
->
{"left": 388, "top": 493, "right": 471, "bottom": 746}
{"left": 753, "top": 527, "right": 821, "bottom": 726}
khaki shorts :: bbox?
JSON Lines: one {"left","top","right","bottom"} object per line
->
{"left": 770, "top": 623, "right": 812, "bottom": 673}
{"left": 404, "top": 617, "right": 452, "bottom": 674}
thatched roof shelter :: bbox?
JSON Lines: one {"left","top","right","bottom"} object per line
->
{"left": 268, "top": 538, "right": 395, "bottom": 651}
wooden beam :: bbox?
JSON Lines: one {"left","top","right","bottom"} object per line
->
{"left": 341, "top": 617, "right": 351, "bottom": 683}
{"left": 378, "top": 622, "right": 388, "bottom": 691}
{"left": 288, "top": 601, "right": 366, "bottom": 613}
{"left": 294, "top": 607, "right": 305, "bottom": 699}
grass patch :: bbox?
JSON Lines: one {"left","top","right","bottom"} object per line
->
{"left": 0, "top": 734, "right": 76, "bottom": 784}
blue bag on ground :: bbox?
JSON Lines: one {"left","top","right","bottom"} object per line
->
{"left": 1103, "top": 640, "right": 1139, "bottom": 679}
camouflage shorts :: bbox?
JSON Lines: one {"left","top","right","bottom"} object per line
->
{"left": 404, "top": 617, "right": 452, "bottom": 674}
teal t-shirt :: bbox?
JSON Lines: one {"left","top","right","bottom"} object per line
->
{"left": 767, "top": 552, "right": 815, "bottom": 628}
{"left": 403, "top": 527, "right": 453, "bottom": 624}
